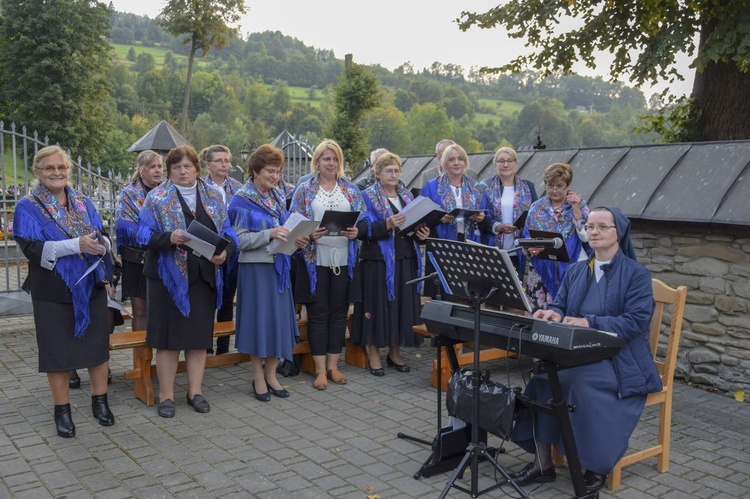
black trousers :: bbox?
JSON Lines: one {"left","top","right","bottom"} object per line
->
{"left": 215, "top": 264, "right": 238, "bottom": 352}
{"left": 306, "top": 266, "right": 349, "bottom": 356}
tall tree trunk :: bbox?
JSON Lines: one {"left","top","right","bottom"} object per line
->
{"left": 691, "top": 22, "right": 750, "bottom": 141}
{"left": 179, "top": 36, "right": 198, "bottom": 135}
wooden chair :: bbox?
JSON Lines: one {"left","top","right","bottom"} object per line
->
{"left": 552, "top": 278, "right": 687, "bottom": 490}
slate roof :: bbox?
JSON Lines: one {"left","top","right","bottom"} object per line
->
{"left": 126, "top": 120, "right": 191, "bottom": 153}
{"left": 351, "top": 140, "right": 750, "bottom": 226}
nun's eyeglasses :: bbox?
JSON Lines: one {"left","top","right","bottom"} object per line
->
{"left": 585, "top": 224, "right": 616, "bottom": 232}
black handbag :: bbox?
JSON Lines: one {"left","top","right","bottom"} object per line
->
{"left": 446, "top": 368, "right": 518, "bottom": 440}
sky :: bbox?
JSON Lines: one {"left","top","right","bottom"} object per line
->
{"left": 109, "top": 0, "right": 695, "bottom": 100}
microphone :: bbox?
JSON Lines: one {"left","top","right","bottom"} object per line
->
{"left": 514, "top": 237, "right": 564, "bottom": 249}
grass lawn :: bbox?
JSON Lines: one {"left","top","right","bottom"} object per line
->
{"left": 112, "top": 43, "right": 205, "bottom": 68}
{"left": 288, "top": 86, "right": 324, "bottom": 108}
{"left": 476, "top": 98, "right": 525, "bottom": 122}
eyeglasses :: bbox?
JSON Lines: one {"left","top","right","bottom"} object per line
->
{"left": 209, "top": 159, "right": 231, "bottom": 165}
{"left": 381, "top": 168, "right": 401, "bottom": 175}
{"left": 172, "top": 163, "right": 195, "bottom": 172}
{"left": 545, "top": 183, "right": 567, "bottom": 192}
{"left": 262, "top": 168, "right": 282, "bottom": 177}
{"left": 495, "top": 159, "right": 516, "bottom": 165}
{"left": 41, "top": 165, "right": 69, "bottom": 173}
{"left": 585, "top": 224, "right": 616, "bottom": 232}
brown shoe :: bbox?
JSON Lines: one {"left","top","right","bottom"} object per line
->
{"left": 327, "top": 369, "right": 348, "bottom": 385}
{"left": 313, "top": 372, "right": 328, "bottom": 390}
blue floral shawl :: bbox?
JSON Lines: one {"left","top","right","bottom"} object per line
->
{"left": 115, "top": 179, "right": 150, "bottom": 251}
{"left": 205, "top": 174, "right": 243, "bottom": 202}
{"left": 482, "top": 174, "right": 537, "bottom": 277}
{"left": 361, "top": 181, "right": 423, "bottom": 300}
{"left": 289, "top": 175, "right": 364, "bottom": 295}
{"left": 228, "top": 181, "right": 291, "bottom": 293}
{"left": 136, "top": 178, "right": 237, "bottom": 317}
{"left": 14, "top": 183, "right": 106, "bottom": 337}
{"left": 421, "top": 174, "right": 486, "bottom": 242}
{"left": 524, "top": 195, "right": 591, "bottom": 298}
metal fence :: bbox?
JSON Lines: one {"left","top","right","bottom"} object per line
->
{"left": 1, "top": 121, "right": 124, "bottom": 295}
{"left": 277, "top": 134, "right": 315, "bottom": 185}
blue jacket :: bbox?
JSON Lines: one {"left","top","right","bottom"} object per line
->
{"left": 548, "top": 249, "right": 663, "bottom": 398}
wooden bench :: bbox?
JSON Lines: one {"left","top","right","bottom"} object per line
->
{"left": 111, "top": 320, "right": 313, "bottom": 406}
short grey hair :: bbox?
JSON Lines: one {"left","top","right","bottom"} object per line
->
{"left": 370, "top": 148, "right": 389, "bottom": 164}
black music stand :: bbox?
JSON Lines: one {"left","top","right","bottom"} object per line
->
{"left": 425, "top": 238, "right": 531, "bottom": 499}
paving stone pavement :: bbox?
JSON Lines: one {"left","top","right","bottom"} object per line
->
{"left": 1, "top": 314, "right": 748, "bottom": 498}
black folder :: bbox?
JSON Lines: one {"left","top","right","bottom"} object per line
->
{"left": 448, "top": 208, "right": 487, "bottom": 218}
{"left": 513, "top": 210, "right": 528, "bottom": 229}
{"left": 186, "top": 220, "right": 230, "bottom": 256}
{"left": 320, "top": 210, "right": 360, "bottom": 236}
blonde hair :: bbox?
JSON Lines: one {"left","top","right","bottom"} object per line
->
{"left": 199, "top": 144, "right": 232, "bottom": 166}
{"left": 373, "top": 152, "right": 401, "bottom": 176}
{"left": 440, "top": 143, "right": 469, "bottom": 171}
{"left": 493, "top": 147, "right": 518, "bottom": 164}
{"left": 311, "top": 139, "right": 345, "bottom": 178}
{"left": 132, "top": 150, "right": 163, "bottom": 181}
{"left": 33, "top": 145, "right": 72, "bottom": 172}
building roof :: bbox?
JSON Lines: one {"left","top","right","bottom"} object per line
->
{"left": 351, "top": 141, "right": 750, "bottom": 226}
{"left": 126, "top": 120, "right": 191, "bottom": 153}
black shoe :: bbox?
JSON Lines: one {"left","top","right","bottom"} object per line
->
{"left": 158, "top": 399, "right": 175, "bottom": 418}
{"left": 69, "top": 370, "right": 81, "bottom": 389}
{"left": 266, "top": 381, "right": 290, "bottom": 398}
{"left": 54, "top": 404, "right": 75, "bottom": 438}
{"left": 186, "top": 393, "right": 211, "bottom": 413}
{"left": 92, "top": 394, "right": 115, "bottom": 426}
{"left": 252, "top": 381, "right": 271, "bottom": 402}
{"left": 584, "top": 470, "right": 607, "bottom": 493}
{"left": 509, "top": 461, "right": 556, "bottom": 485}
{"left": 369, "top": 367, "right": 385, "bottom": 377}
{"left": 386, "top": 355, "right": 410, "bottom": 373}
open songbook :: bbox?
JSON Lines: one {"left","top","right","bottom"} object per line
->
{"left": 267, "top": 212, "right": 321, "bottom": 255}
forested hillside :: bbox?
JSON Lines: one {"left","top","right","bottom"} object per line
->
{"left": 12, "top": 8, "right": 662, "bottom": 175}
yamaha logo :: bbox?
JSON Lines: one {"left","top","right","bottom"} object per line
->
{"left": 532, "top": 333, "right": 560, "bottom": 345}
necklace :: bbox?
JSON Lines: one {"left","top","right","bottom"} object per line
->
{"left": 318, "top": 184, "right": 342, "bottom": 210}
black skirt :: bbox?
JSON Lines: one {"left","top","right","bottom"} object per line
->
{"left": 120, "top": 260, "right": 147, "bottom": 300}
{"left": 350, "top": 258, "right": 423, "bottom": 348}
{"left": 33, "top": 287, "right": 109, "bottom": 372}
{"left": 146, "top": 276, "right": 215, "bottom": 351}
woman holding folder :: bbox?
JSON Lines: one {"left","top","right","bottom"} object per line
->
{"left": 481, "top": 147, "right": 538, "bottom": 277}
{"left": 228, "top": 145, "right": 306, "bottom": 401}
{"left": 137, "top": 145, "right": 236, "bottom": 418}
{"left": 290, "top": 139, "right": 364, "bottom": 390}
{"left": 420, "top": 143, "right": 488, "bottom": 297}
{"left": 351, "top": 153, "right": 429, "bottom": 375}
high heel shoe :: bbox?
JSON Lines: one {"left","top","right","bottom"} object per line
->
{"left": 266, "top": 379, "right": 290, "bottom": 398}
{"left": 252, "top": 381, "right": 271, "bottom": 402}
{"left": 69, "top": 370, "right": 81, "bottom": 389}
{"left": 54, "top": 403, "right": 75, "bottom": 438}
{"left": 92, "top": 394, "right": 115, "bottom": 426}
{"left": 386, "top": 355, "right": 410, "bottom": 373}
{"left": 369, "top": 367, "right": 385, "bottom": 377}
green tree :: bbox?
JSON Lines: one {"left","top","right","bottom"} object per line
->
{"left": 325, "top": 63, "right": 381, "bottom": 174}
{"left": 362, "top": 103, "right": 411, "bottom": 155}
{"left": 459, "top": 1, "right": 750, "bottom": 141}
{"left": 405, "top": 103, "right": 452, "bottom": 155}
{"left": 127, "top": 46, "right": 137, "bottom": 62}
{"left": 0, "top": 0, "right": 113, "bottom": 161}
{"left": 159, "top": 0, "right": 247, "bottom": 133}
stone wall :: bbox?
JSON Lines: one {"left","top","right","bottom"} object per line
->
{"left": 631, "top": 219, "right": 750, "bottom": 397}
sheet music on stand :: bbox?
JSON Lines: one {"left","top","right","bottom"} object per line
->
{"left": 425, "top": 239, "right": 531, "bottom": 312}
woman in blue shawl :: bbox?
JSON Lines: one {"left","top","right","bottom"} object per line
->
{"left": 289, "top": 139, "right": 364, "bottom": 390}
{"left": 510, "top": 207, "right": 661, "bottom": 494}
{"left": 523, "top": 162, "right": 590, "bottom": 310}
{"left": 137, "top": 145, "right": 236, "bottom": 418}
{"left": 350, "top": 153, "right": 430, "bottom": 376}
{"left": 14, "top": 146, "right": 115, "bottom": 438}
{"left": 228, "top": 145, "right": 306, "bottom": 402}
